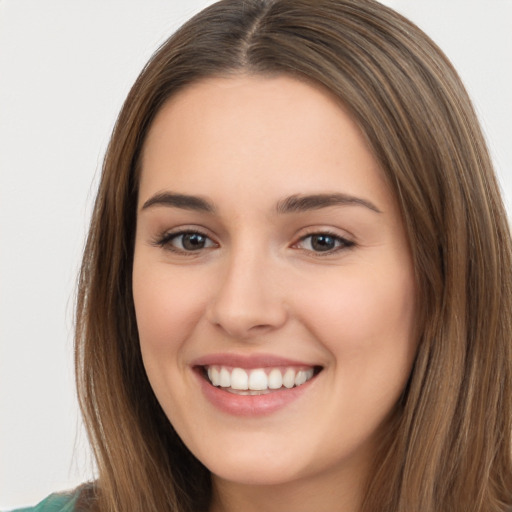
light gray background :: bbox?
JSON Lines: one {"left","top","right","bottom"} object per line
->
{"left": 1, "top": 1, "right": 511, "bottom": 509}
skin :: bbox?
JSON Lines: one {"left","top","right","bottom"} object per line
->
{"left": 133, "top": 75, "right": 418, "bottom": 512}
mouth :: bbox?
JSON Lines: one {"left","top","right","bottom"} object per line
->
{"left": 199, "top": 365, "right": 323, "bottom": 395}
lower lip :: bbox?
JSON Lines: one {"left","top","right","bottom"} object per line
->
{"left": 195, "top": 370, "right": 316, "bottom": 416}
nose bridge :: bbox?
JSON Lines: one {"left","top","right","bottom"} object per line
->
{"left": 207, "top": 241, "right": 287, "bottom": 339}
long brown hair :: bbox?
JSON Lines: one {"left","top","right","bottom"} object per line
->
{"left": 75, "top": 1, "right": 512, "bottom": 510}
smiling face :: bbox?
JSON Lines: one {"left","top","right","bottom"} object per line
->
{"left": 133, "top": 75, "right": 417, "bottom": 507}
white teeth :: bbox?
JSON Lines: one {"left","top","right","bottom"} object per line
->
{"left": 231, "top": 368, "right": 249, "bottom": 390}
{"left": 295, "top": 370, "right": 307, "bottom": 386}
{"left": 268, "top": 368, "right": 283, "bottom": 389}
{"left": 283, "top": 368, "right": 295, "bottom": 389}
{"left": 248, "top": 369, "right": 268, "bottom": 390}
{"left": 219, "top": 367, "right": 231, "bottom": 388}
{"left": 295, "top": 369, "right": 314, "bottom": 386}
{"left": 205, "top": 365, "right": 316, "bottom": 391}
{"left": 208, "top": 367, "right": 220, "bottom": 386}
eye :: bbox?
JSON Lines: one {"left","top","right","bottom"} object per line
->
{"left": 296, "top": 232, "right": 354, "bottom": 253}
{"left": 155, "top": 230, "right": 217, "bottom": 252}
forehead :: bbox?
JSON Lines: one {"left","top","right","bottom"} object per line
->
{"left": 138, "top": 74, "right": 392, "bottom": 213}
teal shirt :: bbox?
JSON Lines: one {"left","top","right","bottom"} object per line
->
{"left": 11, "top": 492, "right": 77, "bottom": 512}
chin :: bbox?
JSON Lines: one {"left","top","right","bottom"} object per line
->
{"left": 208, "top": 459, "right": 303, "bottom": 487}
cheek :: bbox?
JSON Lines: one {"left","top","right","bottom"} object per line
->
{"left": 297, "top": 261, "right": 417, "bottom": 397}
{"left": 132, "top": 261, "right": 213, "bottom": 428}
{"left": 306, "top": 262, "right": 415, "bottom": 347}
{"left": 318, "top": 270, "right": 417, "bottom": 441}
{"left": 132, "top": 262, "right": 208, "bottom": 359}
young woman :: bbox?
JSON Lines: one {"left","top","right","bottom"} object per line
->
{"left": 20, "top": 0, "right": 512, "bottom": 511}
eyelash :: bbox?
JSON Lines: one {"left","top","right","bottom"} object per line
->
{"left": 152, "top": 229, "right": 218, "bottom": 254}
{"left": 294, "top": 230, "right": 355, "bottom": 255}
{"left": 152, "top": 229, "right": 355, "bottom": 256}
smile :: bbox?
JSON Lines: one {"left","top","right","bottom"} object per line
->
{"left": 204, "top": 366, "right": 317, "bottom": 395}
{"left": 192, "top": 357, "right": 323, "bottom": 415}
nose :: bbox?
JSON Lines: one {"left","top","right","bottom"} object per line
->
{"left": 206, "top": 249, "right": 288, "bottom": 340}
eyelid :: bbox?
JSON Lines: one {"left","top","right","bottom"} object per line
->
{"left": 151, "top": 227, "right": 218, "bottom": 254}
{"left": 292, "top": 228, "right": 356, "bottom": 255}
{"left": 150, "top": 225, "right": 355, "bottom": 256}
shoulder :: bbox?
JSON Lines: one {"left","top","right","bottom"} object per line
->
{"left": 13, "top": 491, "right": 78, "bottom": 512}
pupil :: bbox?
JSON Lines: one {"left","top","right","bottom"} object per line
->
{"left": 311, "top": 234, "right": 335, "bottom": 251}
{"left": 183, "top": 233, "right": 205, "bottom": 250}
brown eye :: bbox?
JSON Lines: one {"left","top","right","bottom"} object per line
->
{"left": 310, "top": 234, "right": 337, "bottom": 252}
{"left": 179, "top": 233, "right": 209, "bottom": 251}
{"left": 157, "top": 231, "right": 217, "bottom": 252}
{"left": 297, "top": 233, "right": 354, "bottom": 253}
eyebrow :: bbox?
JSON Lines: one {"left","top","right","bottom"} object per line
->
{"left": 276, "top": 193, "right": 381, "bottom": 214}
{"left": 140, "top": 191, "right": 381, "bottom": 215}
{"left": 141, "top": 192, "right": 216, "bottom": 213}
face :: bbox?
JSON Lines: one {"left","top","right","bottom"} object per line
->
{"left": 133, "top": 75, "right": 417, "bottom": 493}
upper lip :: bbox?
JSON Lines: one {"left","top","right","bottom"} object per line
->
{"left": 191, "top": 353, "right": 320, "bottom": 369}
